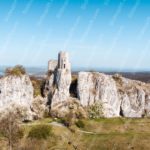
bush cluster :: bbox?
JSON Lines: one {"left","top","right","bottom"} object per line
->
{"left": 87, "top": 102, "right": 104, "bottom": 119}
{"left": 30, "top": 76, "right": 42, "bottom": 97}
{"left": 75, "top": 120, "right": 85, "bottom": 128}
{"left": 58, "top": 118, "right": 71, "bottom": 127}
{"left": 28, "top": 125, "right": 52, "bottom": 140}
{"left": 5, "top": 65, "right": 26, "bottom": 76}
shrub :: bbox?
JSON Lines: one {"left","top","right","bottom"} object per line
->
{"left": 30, "top": 76, "right": 43, "bottom": 97}
{"left": 87, "top": 102, "right": 104, "bottom": 119}
{"left": 58, "top": 118, "right": 71, "bottom": 127}
{"left": 5, "top": 65, "right": 26, "bottom": 76}
{"left": 75, "top": 120, "right": 85, "bottom": 128}
{"left": 28, "top": 125, "right": 52, "bottom": 139}
{"left": 57, "top": 109, "right": 76, "bottom": 127}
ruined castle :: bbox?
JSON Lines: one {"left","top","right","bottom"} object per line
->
{"left": 44, "top": 51, "right": 150, "bottom": 118}
{"left": 1, "top": 51, "right": 150, "bottom": 119}
{"left": 45, "top": 51, "right": 72, "bottom": 107}
{"left": 48, "top": 51, "right": 71, "bottom": 72}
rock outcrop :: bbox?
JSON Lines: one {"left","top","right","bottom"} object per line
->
{"left": 0, "top": 75, "right": 34, "bottom": 119}
{"left": 43, "top": 51, "right": 150, "bottom": 118}
{"left": 50, "top": 97, "right": 87, "bottom": 118}
{"left": 52, "top": 68, "right": 71, "bottom": 105}
{"left": 31, "top": 96, "right": 48, "bottom": 119}
{"left": 77, "top": 72, "right": 150, "bottom": 118}
{"left": 77, "top": 72, "right": 120, "bottom": 117}
{"left": 113, "top": 74, "right": 150, "bottom": 118}
{"left": 43, "top": 51, "right": 72, "bottom": 108}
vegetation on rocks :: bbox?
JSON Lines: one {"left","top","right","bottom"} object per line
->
{"left": 30, "top": 76, "right": 43, "bottom": 97}
{"left": 5, "top": 65, "right": 26, "bottom": 76}
{"left": 50, "top": 98, "right": 87, "bottom": 119}
{"left": 87, "top": 102, "right": 104, "bottom": 119}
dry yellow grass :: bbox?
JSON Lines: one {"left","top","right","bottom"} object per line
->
{"left": 1, "top": 118, "right": 150, "bottom": 150}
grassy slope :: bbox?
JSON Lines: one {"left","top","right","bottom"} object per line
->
{"left": 81, "top": 118, "right": 150, "bottom": 150}
{"left": 1, "top": 118, "right": 150, "bottom": 150}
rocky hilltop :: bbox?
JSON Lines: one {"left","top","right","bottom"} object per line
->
{"left": 43, "top": 51, "right": 150, "bottom": 118}
{"left": 0, "top": 52, "right": 150, "bottom": 119}
{"left": 78, "top": 72, "right": 150, "bottom": 118}
{"left": 43, "top": 52, "right": 71, "bottom": 107}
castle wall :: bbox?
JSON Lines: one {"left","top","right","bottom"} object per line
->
{"left": 48, "top": 60, "right": 58, "bottom": 72}
{"left": 58, "top": 51, "right": 71, "bottom": 71}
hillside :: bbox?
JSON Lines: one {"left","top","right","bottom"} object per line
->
{"left": 1, "top": 118, "right": 150, "bottom": 150}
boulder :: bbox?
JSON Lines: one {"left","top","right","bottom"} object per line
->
{"left": 50, "top": 97, "right": 87, "bottom": 118}
{"left": 31, "top": 96, "right": 48, "bottom": 119}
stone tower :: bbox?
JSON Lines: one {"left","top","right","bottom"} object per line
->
{"left": 48, "top": 60, "right": 57, "bottom": 72}
{"left": 44, "top": 51, "right": 72, "bottom": 108}
{"left": 52, "top": 51, "right": 71, "bottom": 105}
{"left": 58, "top": 51, "right": 71, "bottom": 71}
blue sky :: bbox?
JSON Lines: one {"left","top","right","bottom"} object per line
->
{"left": 0, "top": 0, "right": 150, "bottom": 71}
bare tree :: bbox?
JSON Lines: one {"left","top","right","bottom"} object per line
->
{"left": 0, "top": 106, "right": 25, "bottom": 150}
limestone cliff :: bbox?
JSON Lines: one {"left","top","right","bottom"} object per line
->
{"left": 113, "top": 74, "right": 150, "bottom": 118}
{"left": 0, "top": 75, "right": 34, "bottom": 119}
{"left": 52, "top": 68, "right": 71, "bottom": 106}
{"left": 77, "top": 72, "right": 120, "bottom": 117}
{"left": 77, "top": 72, "right": 150, "bottom": 118}
{"left": 43, "top": 51, "right": 150, "bottom": 119}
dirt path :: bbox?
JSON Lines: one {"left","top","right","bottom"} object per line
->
{"left": 22, "top": 121, "right": 98, "bottom": 135}
{"left": 50, "top": 122, "right": 64, "bottom": 127}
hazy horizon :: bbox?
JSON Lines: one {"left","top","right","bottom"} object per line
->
{"left": 1, "top": 65, "right": 150, "bottom": 73}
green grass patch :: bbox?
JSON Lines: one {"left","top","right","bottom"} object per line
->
{"left": 75, "top": 120, "right": 85, "bottom": 128}
{"left": 28, "top": 125, "right": 52, "bottom": 140}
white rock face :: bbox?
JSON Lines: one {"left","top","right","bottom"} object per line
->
{"left": 0, "top": 75, "right": 33, "bottom": 119}
{"left": 115, "top": 75, "right": 147, "bottom": 118}
{"left": 77, "top": 72, "right": 150, "bottom": 118}
{"left": 77, "top": 72, "right": 120, "bottom": 117}
{"left": 120, "top": 90, "right": 145, "bottom": 118}
{"left": 44, "top": 51, "right": 72, "bottom": 108}
{"left": 48, "top": 60, "right": 58, "bottom": 71}
{"left": 145, "top": 94, "right": 150, "bottom": 117}
{"left": 45, "top": 52, "right": 150, "bottom": 118}
{"left": 52, "top": 69, "right": 71, "bottom": 106}
{"left": 32, "top": 96, "right": 47, "bottom": 119}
